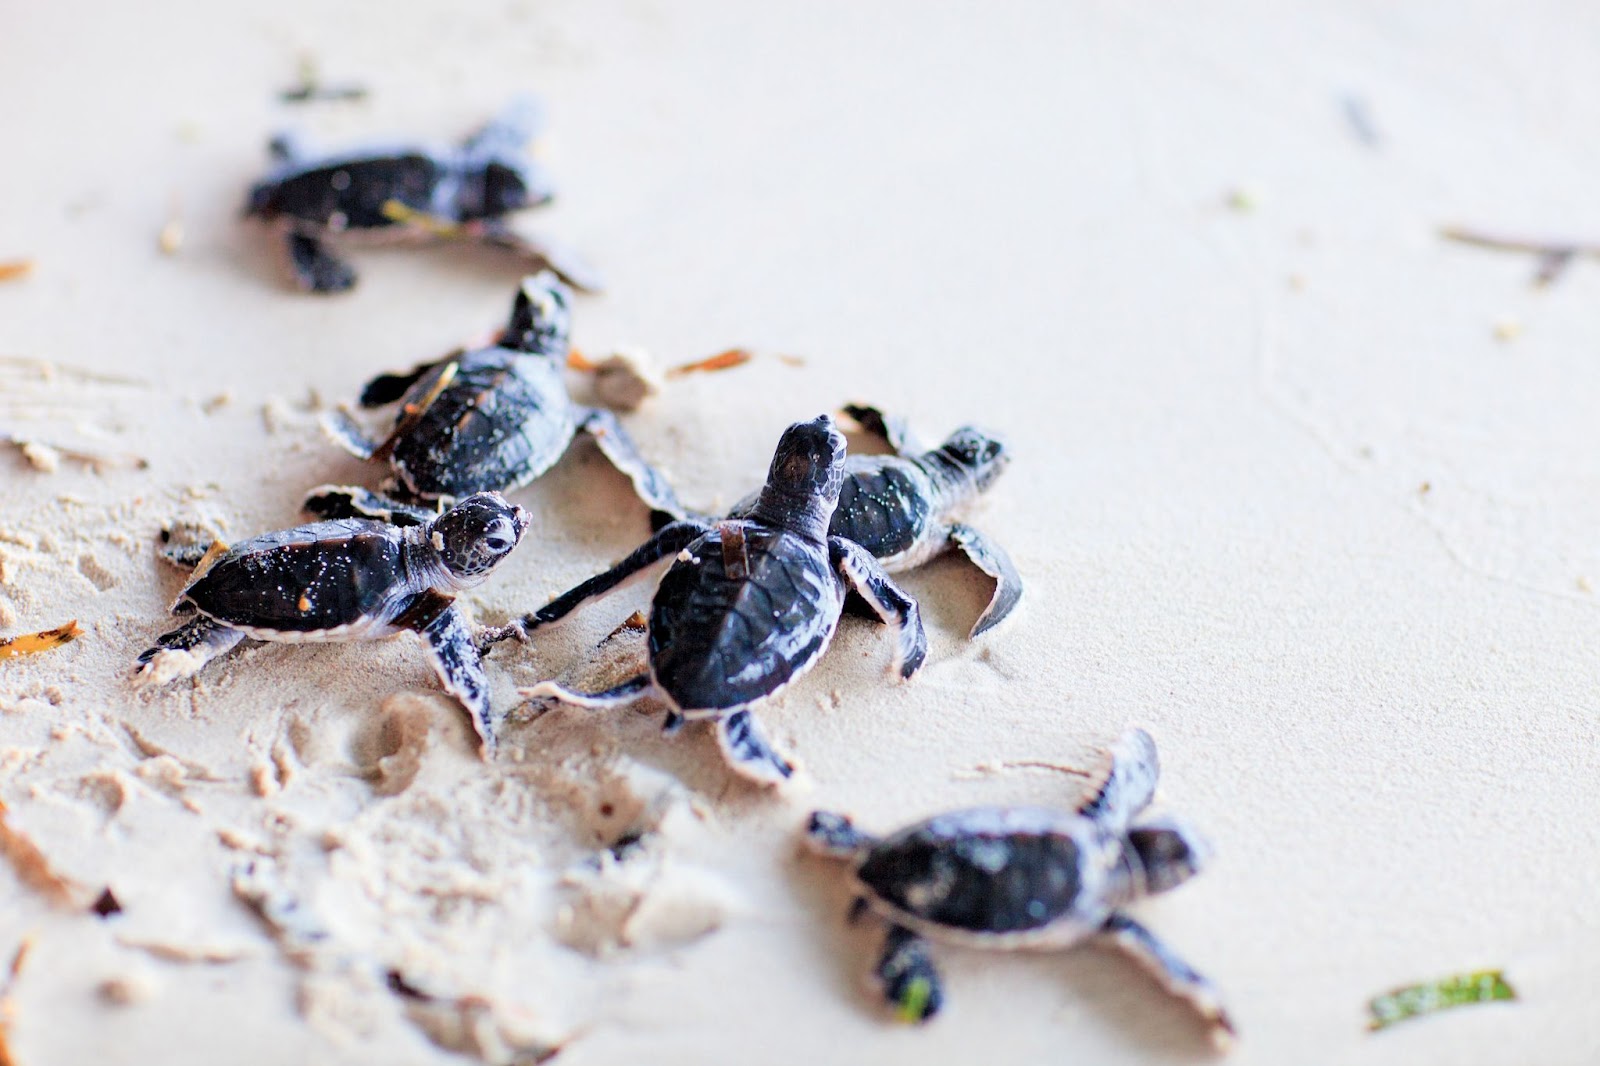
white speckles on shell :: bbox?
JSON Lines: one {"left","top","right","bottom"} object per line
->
{"left": 851, "top": 811, "right": 1122, "bottom": 952}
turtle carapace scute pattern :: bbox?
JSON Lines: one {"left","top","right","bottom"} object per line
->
{"left": 246, "top": 97, "right": 601, "bottom": 294}
{"left": 803, "top": 729, "right": 1233, "bottom": 1044}
{"left": 303, "top": 272, "right": 687, "bottom": 528}
{"left": 689, "top": 403, "right": 1019, "bottom": 637}
{"left": 512, "top": 414, "right": 928, "bottom": 786}
{"left": 136, "top": 493, "right": 529, "bottom": 755}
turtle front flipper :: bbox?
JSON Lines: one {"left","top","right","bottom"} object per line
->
{"left": 519, "top": 673, "right": 651, "bottom": 709}
{"left": 476, "top": 220, "right": 606, "bottom": 294}
{"left": 396, "top": 590, "right": 497, "bottom": 758}
{"left": 871, "top": 925, "right": 945, "bottom": 1024}
{"left": 1095, "top": 913, "right": 1235, "bottom": 1045}
{"left": 804, "top": 811, "right": 876, "bottom": 858}
{"left": 461, "top": 95, "right": 545, "bottom": 155}
{"left": 714, "top": 710, "right": 794, "bottom": 786}
{"left": 134, "top": 617, "right": 245, "bottom": 686}
{"left": 358, "top": 355, "right": 459, "bottom": 408}
{"left": 842, "top": 404, "right": 925, "bottom": 457}
{"left": 522, "top": 519, "right": 711, "bottom": 631}
{"left": 576, "top": 407, "right": 688, "bottom": 520}
{"left": 302, "top": 484, "right": 437, "bottom": 527}
{"left": 829, "top": 537, "right": 928, "bottom": 680}
{"left": 947, "top": 523, "right": 1023, "bottom": 638}
{"left": 284, "top": 231, "right": 357, "bottom": 293}
{"left": 1078, "top": 728, "right": 1159, "bottom": 826}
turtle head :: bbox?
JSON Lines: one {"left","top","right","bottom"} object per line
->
{"left": 503, "top": 272, "right": 571, "bottom": 357}
{"left": 938, "top": 426, "right": 1010, "bottom": 493}
{"left": 1124, "top": 816, "right": 1211, "bottom": 898}
{"left": 751, "top": 415, "right": 848, "bottom": 539}
{"left": 428, "top": 492, "right": 531, "bottom": 587}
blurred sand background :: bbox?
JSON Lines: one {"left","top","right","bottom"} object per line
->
{"left": 3, "top": 2, "right": 1600, "bottom": 1063}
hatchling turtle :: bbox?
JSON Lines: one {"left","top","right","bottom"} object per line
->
{"left": 722, "top": 403, "right": 1019, "bottom": 636}
{"left": 245, "top": 97, "right": 600, "bottom": 293}
{"left": 135, "top": 493, "right": 529, "bottom": 754}
{"left": 514, "top": 415, "right": 928, "bottom": 785}
{"left": 804, "top": 729, "right": 1234, "bottom": 1042}
{"left": 302, "top": 272, "right": 686, "bottom": 527}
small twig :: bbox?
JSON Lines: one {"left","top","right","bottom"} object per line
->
{"left": 1440, "top": 225, "right": 1600, "bottom": 287}
{"left": 279, "top": 55, "right": 368, "bottom": 104}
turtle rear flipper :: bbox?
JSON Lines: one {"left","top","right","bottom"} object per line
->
{"left": 319, "top": 407, "right": 379, "bottom": 461}
{"left": 302, "top": 484, "right": 436, "bottom": 527}
{"left": 1096, "top": 913, "right": 1235, "bottom": 1044}
{"left": 830, "top": 537, "right": 928, "bottom": 680}
{"left": 477, "top": 221, "right": 605, "bottom": 293}
{"left": 397, "top": 590, "right": 496, "bottom": 758}
{"left": 285, "top": 231, "right": 357, "bottom": 293}
{"left": 714, "top": 710, "right": 794, "bottom": 786}
{"left": 872, "top": 925, "right": 944, "bottom": 1024}
{"left": 1078, "top": 729, "right": 1159, "bottom": 826}
{"left": 135, "top": 617, "right": 245, "bottom": 686}
{"left": 947, "top": 523, "right": 1023, "bottom": 637}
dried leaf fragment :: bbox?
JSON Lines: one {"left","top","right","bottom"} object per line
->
{"left": 380, "top": 199, "right": 463, "bottom": 238}
{"left": 0, "top": 798, "right": 82, "bottom": 903}
{"left": 665, "top": 348, "right": 752, "bottom": 377}
{"left": 1367, "top": 969, "right": 1516, "bottom": 1031}
{"left": 0, "top": 621, "right": 83, "bottom": 660}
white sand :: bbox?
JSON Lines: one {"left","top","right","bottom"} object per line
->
{"left": 4, "top": 3, "right": 1600, "bottom": 1063}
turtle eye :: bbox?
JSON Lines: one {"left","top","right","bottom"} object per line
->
{"left": 485, "top": 536, "right": 510, "bottom": 553}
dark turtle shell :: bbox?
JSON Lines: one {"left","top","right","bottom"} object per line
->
{"left": 648, "top": 523, "right": 844, "bottom": 713}
{"left": 388, "top": 349, "right": 576, "bottom": 501}
{"left": 858, "top": 808, "right": 1089, "bottom": 934}
{"left": 830, "top": 456, "right": 937, "bottom": 560}
{"left": 247, "top": 153, "right": 444, "bottom": 230}
{"left": 182, "top": 519, "right": 410, "bottom": 633}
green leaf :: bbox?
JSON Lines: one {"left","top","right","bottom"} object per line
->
{"left": 1368, "top": 969, "right": 1516, "bottom": 1031}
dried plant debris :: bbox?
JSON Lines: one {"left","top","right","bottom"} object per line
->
{"left": 0, "top": 939, "right": 31, "bottom": 1066}
{"left": 0, "top": 620, "right": 83, "bottom": 661}
{"left": 566, "top": 347, "right": 753, "bottom": 412}
{"left": 0, "top": 798, "right": 83, "bottom": 904}
{"left": 90, "top": 887, "right": 124, "bottom": 918}
{"left": 1440, "top": 225, "right": 1600, "bottom": 287}
{"left": 1340, "top": 93, "right": 1381, "bottom": 148}
{"left": 1, "top": 431, "right": 148, "bottom": 473}
{"left": 386, "top": 970, "right": 570, "bottom": 1065}
{"left": 1367, "top": 969, "right": 1516, "bottom": 1031}
{"left": 280, "top": 55, "right": 368, "bottom": 104}
{"left": 158, "top": 214, "right": 184, "bottom": 256}
{"left": 0, "top": 260, "right": 33, "bottom": 283}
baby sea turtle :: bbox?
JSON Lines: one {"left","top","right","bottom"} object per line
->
{"left": 731, "top": 404, "right": 1019, "bottom": 636}
{"left": 804, "top": 729, "right": 1233, "bottom": 1042}
{"left": 516, "top": 415, "right": 928, "bottom": 785}
{"left": 135, "top": 493, "right": 529, "bottom": 754}
{"left": 245, "top": 98, "right": 599, "bottom": 293}
{"left": 303, "top": 273, "right": 686, "bottom": 527}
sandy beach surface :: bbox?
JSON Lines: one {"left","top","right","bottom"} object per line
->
{"left": 3, "top": 2, "right": 1600, "bottom": 1063}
